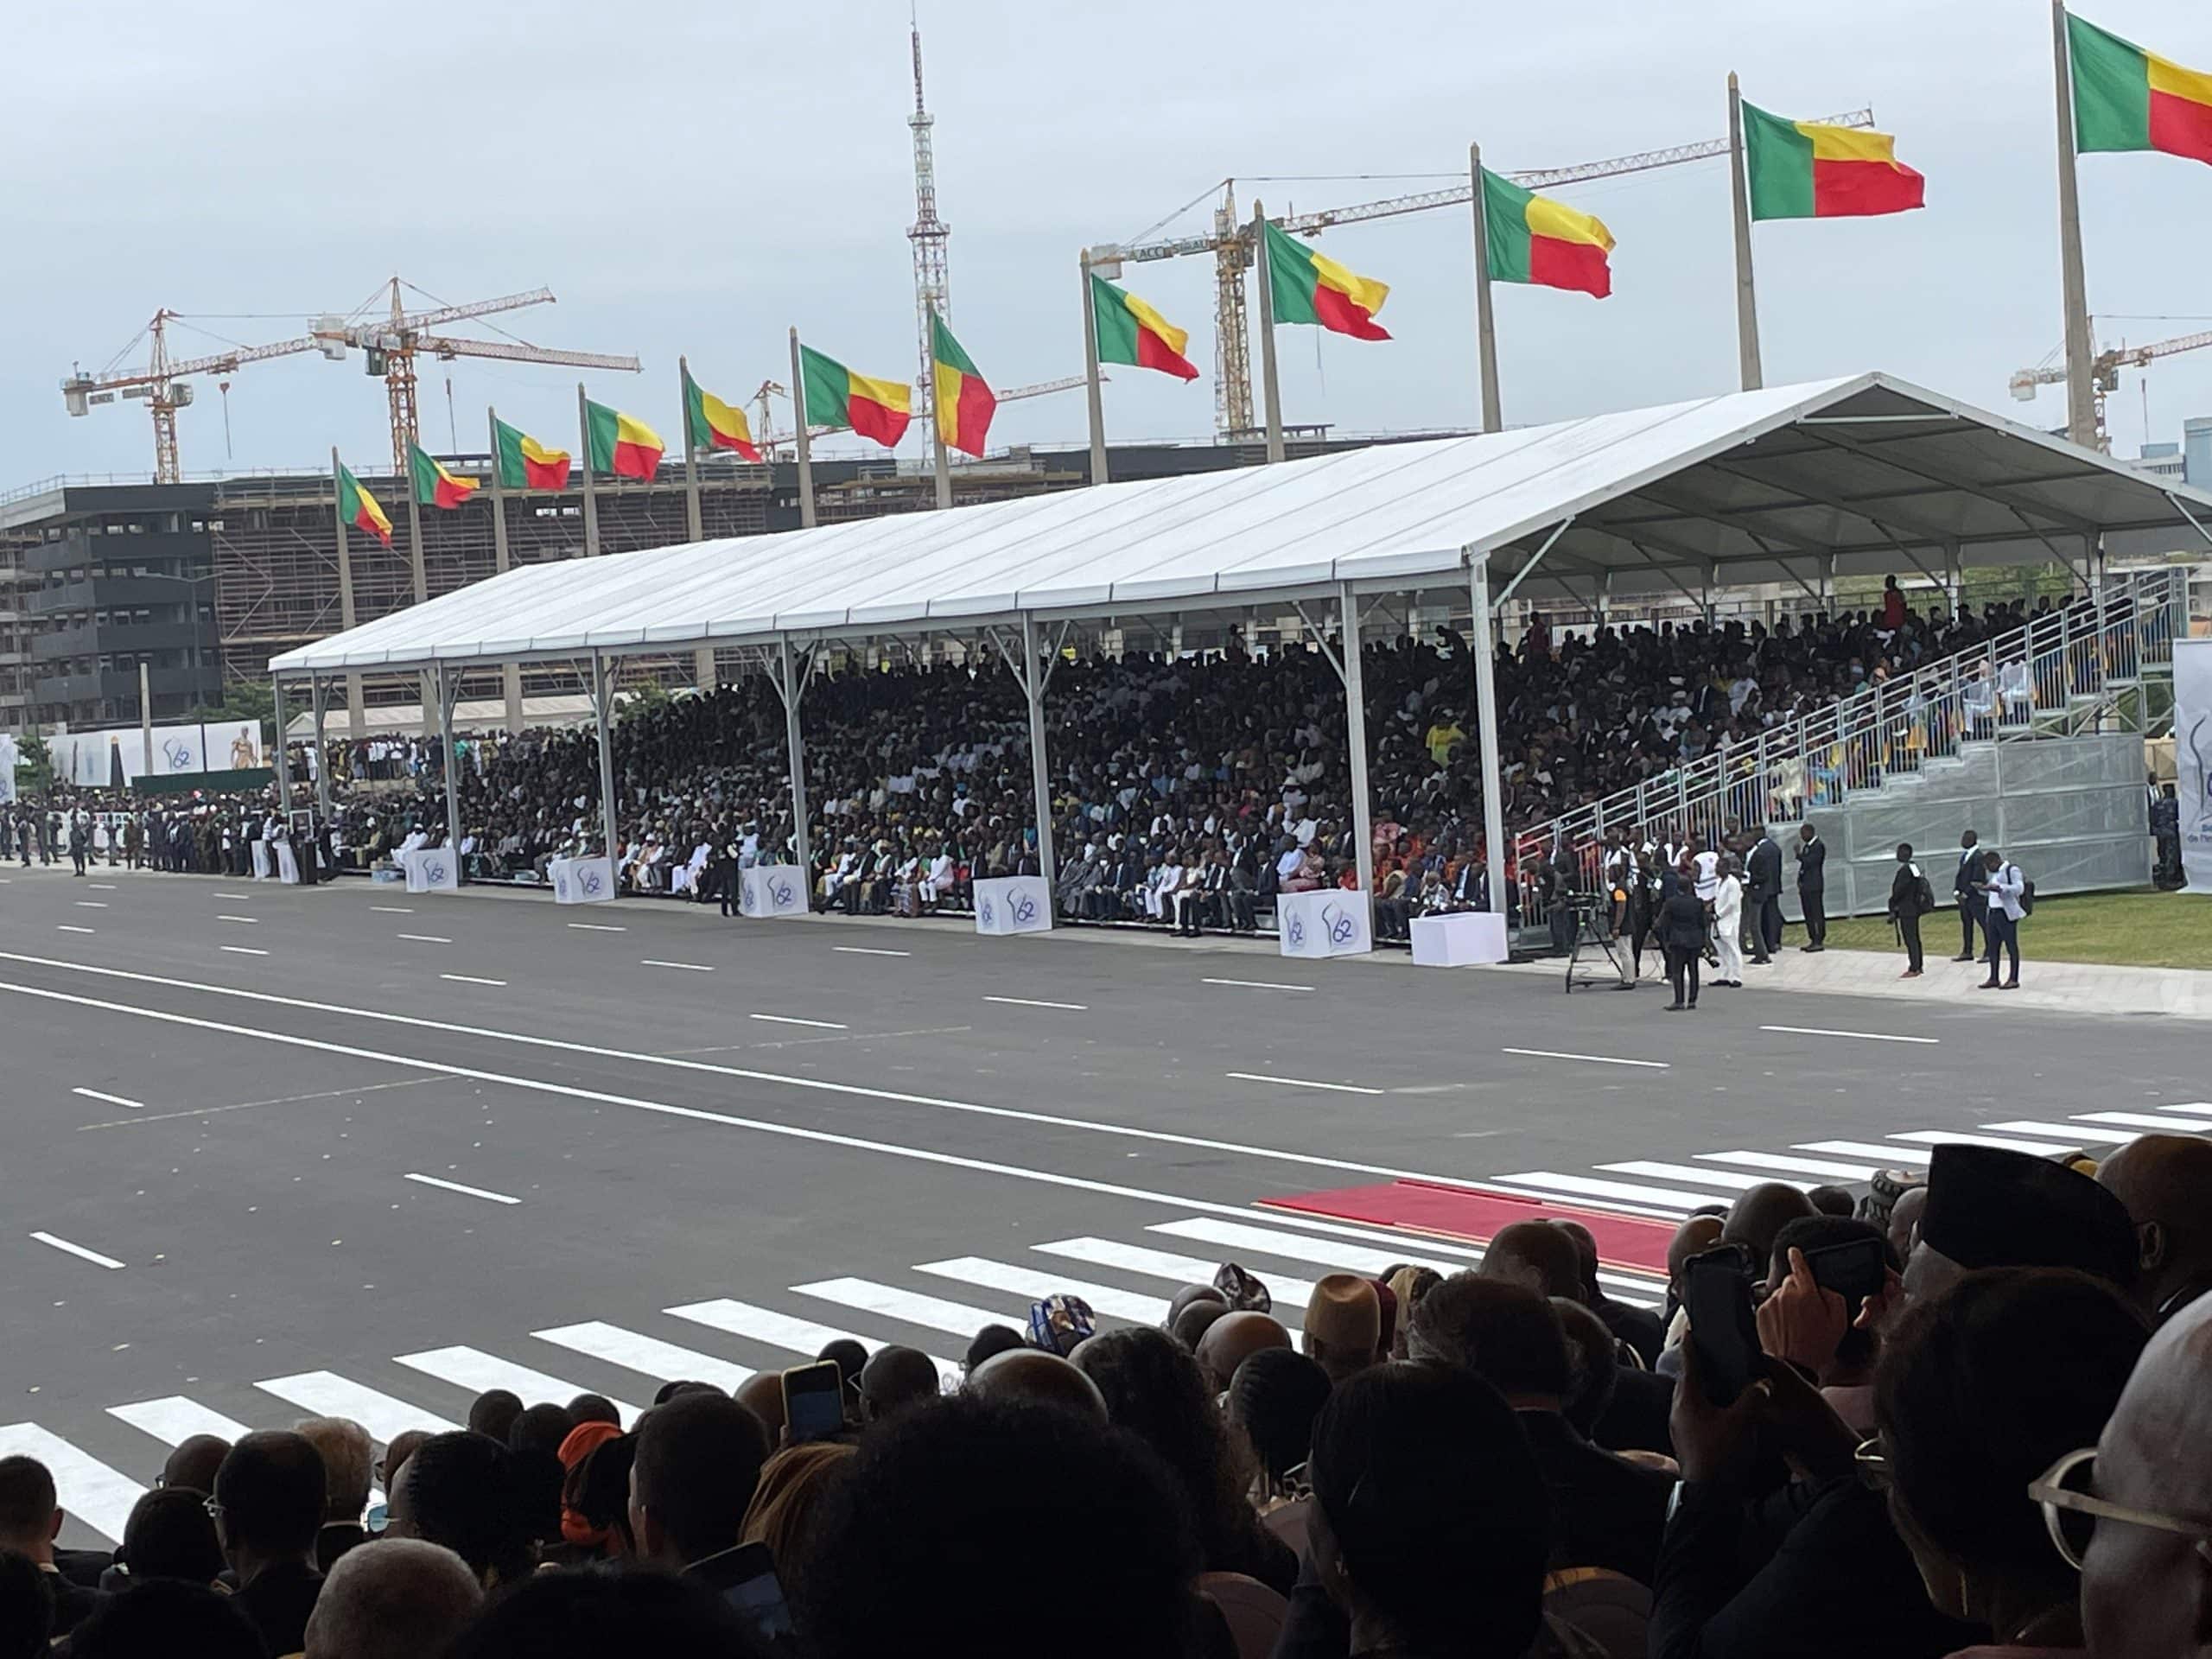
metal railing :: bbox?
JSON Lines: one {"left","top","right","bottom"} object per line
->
{"left": 1512, "top": 567, "right": 2186, "bottom": 920}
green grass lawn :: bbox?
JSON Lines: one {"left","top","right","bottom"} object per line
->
{"left": 1822, "top": 887, "right": 2212, "bottom": 970}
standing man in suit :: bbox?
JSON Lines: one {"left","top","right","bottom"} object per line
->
{"left": 1660, "top": 859, "right": 1709, "bottom": 1012}
{"left": 1795, "top": 822, "right": 1827, "bottom": 952}
{"left": 1887, "top": 842, "right": 1930, "bottom": 978}
{"left": 1745, "top": 830, "right": 1783, "bottom": 964}
{"left": 1951, "top": 829, "right": 1985, "bottom": 962}
{"left": 1977, "top": 849, "right": 2025, "bottom": 990}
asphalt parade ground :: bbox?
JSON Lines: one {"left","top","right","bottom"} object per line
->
{"left": 3, "top": 864, "right": 2204, "bottom": 1546}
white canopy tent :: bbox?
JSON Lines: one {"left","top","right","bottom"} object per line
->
{"left": 268, "top": 372, "right": 2212, "bottom": 920}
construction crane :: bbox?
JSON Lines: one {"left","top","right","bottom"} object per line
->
{"left": 310, "top": 278, "right": 642, "bottom": 475}
{"left": 906, "top": 13, "right": 951, "bottom": 421}
{"left": 2009, "top": 325, "right": 2212, "bottom": 449}
{"left": 1088, "top": 110, "right": 1878, "bottom": 439}
{"left": 61, "top": 309, "right": 342, "bottom": 484}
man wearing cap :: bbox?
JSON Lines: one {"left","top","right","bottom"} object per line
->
{"left": 1908, "top": 1143, "right": 2139, "bottom": 1305}
{"left": 1301, "top": 1274, "right": 1382, "bottom": 1387}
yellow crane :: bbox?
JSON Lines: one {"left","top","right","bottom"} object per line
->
{"left": 1089, "top": 110, "right": 1878, "bottom": 440}
{"left": 2009, "top": 325, "right": 2212, "bottom": 449}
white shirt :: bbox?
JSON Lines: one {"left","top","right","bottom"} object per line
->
{"left": 1984, "top": 861, "right": 2025, "bottom": 922}
{"left": 1693, "top": 849, "right": 1720, "bottom": 901}
{"left": 1713, "top": 873, "right": 1743, "bottom": 925}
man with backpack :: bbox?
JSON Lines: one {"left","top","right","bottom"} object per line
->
{"left": 1976, "top": 847, "right": 2027, "bottom": 989}
{"left": 1887, "top": 842, "right": 1934, "bottom": 977}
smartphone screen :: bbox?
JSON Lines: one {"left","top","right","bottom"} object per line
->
{"left": 1684, "top": 1249, "right": 1759, "bottom": 1406}
{"left": 1803, "top": 1236, "right": 1887, "bottom": 1304}
{"left": 783, "top": 1360, "right": 846, "bottom": 1443}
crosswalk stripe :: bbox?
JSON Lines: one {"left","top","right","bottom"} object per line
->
{"left": 1697, "top": 1150, "right": 1879, "bottom": 1180}
{"left": 1150, "top": 1217, "right": 1452, "bottom": 1278}
{"left": 1798, "top": 1141, "right": 1934, "bottom": 1166}
{"left": 665, "top": 1300, "right": 959, "bottom": 1388}
{"left": 1889, "top": 1130, "right": 2078, "bottom": 1154}
{"left": 531, "top": 1323, "right": 753, "bottom": 1393}
{"left": 1599, "top": 1160, "right": 1813, "bottom": 1193}
{"left": 1038, "top": 1236, "right": 1317, "bottom": 1313}
{"left": 255, "top": 1373, "right": 459, "bottom": 1442}
{"left": 0, "top": 1424, "right": 144, "bottom": 1543}
{"left": 393, "top": 1347, "right": 639, "bottom": 1428}
{"left": 2079, "top": 1110, "right": 2212, "bottom": 1132}
{"left": 1983, "top": 1121, "right": 2139, "bottom": 1146}
{"left": 108, "top": 1396, "right": 251, "bottom": 1446}
{"left": 2160, "top": 1103, "right": 2212, "bottom": 1114}
{"left": 792, "top": 1278, "right": 1014, "bottom": 1340}
{"left": 916, "top": 1257, "right": 1169, "bottom": 1327}
{"left": 1484, "top": 1173, "right": 1705, "bottom": 1213}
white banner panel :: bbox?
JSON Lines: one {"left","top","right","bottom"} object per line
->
{"left": 0, "top": 733, "right": 16, "bottom": 804}
{"left": 550, "top": 855, "right": 617, "bottom": 906}
{"left": 2179, "top": 639, "right": 2212, "bottom": 895}
{"left": 275, "top": 842, "right": 301, "bottom": 885}
{"left": 741, "top": 864, "right": 809, "bottom": 918}
{"left": 1277, "top": 889, "right": 1373, "bottom": 959}
{"left": 401, "top": 847, "right": 461, "bottom": 893}
{"left": 973, "top": 874, "right": 1052, "bottom": 936}
{"left": 1410, "top": 910, "right": 1508, "bottom": 967}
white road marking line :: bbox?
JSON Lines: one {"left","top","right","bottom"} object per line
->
{"left": 2080, "top": 1109, "right": 2212, "bottom": 1132}
{"left": 0, "top": 1425, "right": 144, "bottom": 1543}
{"left": 794, "top": 1277, "right": 1012, "bottom": 1338}
{"left": 396, "top": 933, "right": 451, "bottom": 944}
{"left": 74, "top": 901, "right": 108, "bottom": 909}
{"left": 372, "top": 906, "right": 414, "bottom": 913}
{"left": 80, "top": 1076, "right": 442, "bottom": 1132}
{"left": 1201, "top": 977, "right": 1313, "bottom": 992}
{"left": 1985, "top": 1121, "right": 2140, "bottom": 1146}
{"left": 218, "top": 915, "right": 257, "bottom": 924}
{"left": 393, "top": 1348, "right": 639, "bottom": 1428}
{"left": 56, "top": 925, "right": 95, "bottom": 934}
{"left": 1502, "top": 1047, "right": 1670, "bottom": 1070}
{"left": 1488, "top": 1173, "right": 1707, "bottom": 1212}
{"left": 256, "top": 1372, "right": 459, "bottom": 1441}
{"left": 219, "top": 946, "right": 270, "bottom": 956}
{"left": 29, "top": 1230, "right": 125, "bottom": 1270}
{"left": 2161, "top": 1102, "right": 2212, "bottom": 1115}
{"left": 1224, "top": 1071, "right": 1384, "bottom": 1096}
{"left": 72, "top": 1087, "right": 143, "bottom": 1111}
{"left": 533, "top": 1322, "right": 753, "bottom": 1392}
{"left": 749, "top": 1013, "right": 845, "bottom": 1028}
{"left": 1698, "top": 1150, "right": 1879, "bottom": 1180}
{"left": 1798, "top": 1141, "right": 1935, "bottom": 1166}
{"left": 668, "top": 1300, "right": 959, "bottom": 1388}
{"left": 404, "top": 1172, "right": 520, "bottom": 1205}
{"left": 0, "top": 961, "right": 1547, "bottom": 1205}
{"left": 1759, "top": 1024, "right": 1940, "bottom": 1045}
{"left": 438, "top": 973, "right": 507, "bottom": 988}
{"left": 108, "top": 1396, "right": 251, "bottom": 1446}
{"left": 641, "top": 959, "right": 715, "bottom": 972}
{"left": 1142, "top": 1217, "right": 1662, "bottom": 1297}
{"left": 213, "top": 893, "right": 251, "bottom": 899}
{"left": 86, "top": 883, "right": 116, "bottom": 890}
{"left": 1890, "top": 1129, "right": 2077, "bottom": 1154}
{"left": 1038, "top": 1236, "right": 1270, "bottom": 1288}
{"left": 1601, "top": 1160, "right": 1814, "bottom": 1193}
{"left": 834, "top": 945, "right": 912, "bottom": 957}
{"left": 566, "top": 923, "right": 626, "bottom": 931}
{"left": 983, "top": 995, "right": 1089, "bottom": 1011}
{"left": 916, "top": 1256, "right": 1168, "bottom": 1326}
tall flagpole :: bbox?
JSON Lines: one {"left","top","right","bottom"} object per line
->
{"left": 486, "top": 408, "right": 524, "bottom": 734}
{"left": 576, "top": 382, "right": 601, "bottom": 557}
{"left": 1254, "top": 200, "right": 1286, "bottom": 464}
{"left": 2052, "top": 0, "right": 2100, "bottom": 448}
{"left": 1727, "top": 72, "right": 1764, "bottom": 391}
{"left": 1469, "top": 143, "right": 1503, "bottom": 434}
{"left": 402, "top": 443, "right": 433, "bottom": 731}
{"left": 790, "top": 327, "right": 817, "bottom": 530}
{"left": 929, "top": 305, "right": 953, "bottom": 510}
{"left": 677, "top": 358, "right": 715, "bottom": 690}
{"left": 1080, "top": 250, "right": 1109, "bottom": 486}
{"left": 330, "top": 446, "right": 364, "bottom": 739}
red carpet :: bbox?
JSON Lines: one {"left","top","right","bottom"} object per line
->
{"left": 1261, "top": 1179, "right": 1678, "bottom": 1276}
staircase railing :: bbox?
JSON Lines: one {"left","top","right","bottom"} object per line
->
{"left": 1512, "top": 567, "right": 2185, "bottom": 921}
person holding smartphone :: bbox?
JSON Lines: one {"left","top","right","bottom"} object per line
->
{"left": 1659, "top": 860, "right": 1709, "bottom": 1013}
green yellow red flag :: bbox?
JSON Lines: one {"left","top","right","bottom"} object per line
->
{"left": 1089, "top": 274, "right": 1199, "bottom": 379}
{"left": 930, "top": 314, "right": 996, "bottom": 458}
{"left": 1481, "top": 168, "right": 1615, "bottom": 297}
{"left": 1742, "top": 103, "right": 1925, "bottom": 219}
{"left": 683, "top": 368, "right": 762, "bottom": 462}
{"left": 2069, "top": 12, "right": 2212, "bottom": 165}
{"left": 585, "top": 401, "right": 664, "bottom": 481}
{"left": 798, "top": 344, "right": 912, "bottom": 449}
{"left": 410, "top": 442, "right": 480, "bottom": 510}
{"left": 337, "top": 464, "right": 391, "bottom": 547}
{"left": 1262, "top": 219, "right": 1389, "bottom": 340}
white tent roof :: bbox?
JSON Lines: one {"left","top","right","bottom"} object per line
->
{"left": 270, "top": 371, "right": 2212, "bottom": 675}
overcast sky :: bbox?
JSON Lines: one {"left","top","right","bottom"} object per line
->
{"left": 9, "top": 0, "right": 2212, "bottom": 485}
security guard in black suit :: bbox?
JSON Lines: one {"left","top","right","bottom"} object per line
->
{"left": 1745, "top": 832, "right": 1783, "bottom": 963}
{"left": 1795, "top": 823, "right": 1828, "bottom": 951}
{"left": 1951, "top": 829, "right": 1984, "bottom": 961}
{"left": 1888, "top": 842, "right": 1930, "bottom": 976}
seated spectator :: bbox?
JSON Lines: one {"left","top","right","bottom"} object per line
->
{"left": 373, "top": 1429, "right": 430, "bottom": 1505}
{"left": 1196, "top": 1310, "right": 1293, "bottom": 1393}
{"left": 963, "top": 1349, "right": 1109, "bottom": 1421}
{"left": 730, "top": 1375, "right": 785, "bottom": 1443}
{"left": 795, "top": 1395, "right": 1202, "bottom": 1659}
{"left": 2078, "top": 1293, "right": 2212, "bottom": 1659}
{"left": 109, "top": 1488, "right": 225, "bottom": 1590}
{"left": 0, "top": 1459, "right": 99, "bottom": 1637}
{"left": 1722, "top": 1183, "right": 1817, "bottom": 1268}
{"left": 444, "top": 1568, "right": 768, "bottom": 1659}
{"left": 0, "top": 1551, "right": 51, "bottom": 1659}
{"left": 1753, "top": 1217, "right": 1896, "bottom": 1435}
{"left": 1173, "top": 1297, "right": 1232, "bottom": 1352}
{"left": 565, "top": 1394, "right": 623, "bottom": 1427}
{"left": 963, "top": 1324, "right": 1026, "bottom": 1377}
{"left": 1910, "top": 1144, "right": 2139, "bottom": 1302}
{"left": 387, "top": 1433, "right": 531, "bottom": 1591}
{"left": 1300, "top": 1274, "right": 1382, "bottom": 1387}
{"left": 302, "top": 1538, "right": 481, "bottom": 1659}
{"left": 156, "top": 1435, "right": 231, "bottom": 1497}
{"left": 211, "top": 1430, "right": 327, "bottom": 1658}
{"left": 1076, "top": 1327, "right": 1296, "bottom": 1593}
{"left": 2094, "top": 1132, "right": 2212, "bottom": 1321}
{"left": 1553, "top": 1220, "right": 1665, "bottom": 1368}
{"left": 553, "top": 1423, "right": 627, "bottom": 1561}
{"left": 1383, "top": 1266, "right": 1441, "bottom": 1359}
{"left": 1228, "top": 1346, "right": 1331, "bottom": 1560}
{"left": 740, "top": 1443, "right": 856, "bottom": 1610}
{"left": 466, "top": 1389, "right": 524, "bottom": 1446}
{"left": 293, "top": 1416, "right": 373, "bottom": 1573}
{"left": 855, "top": 1345, "right": 939, "bottom": 1422}
{"left": 628, "top": 1392, "right": 783, "bottom": 1639}
{"left": 65, "top": 1580, "right": 263, "bottom": 1659}
{"left": 1480, "top": 1220, "right": 1586, "bottom": 1301}
{"left": 507, "top": 1402, "right": 575, "bottom": 1459}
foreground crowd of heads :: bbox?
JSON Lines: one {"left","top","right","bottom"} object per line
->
{"left": 3, "top": 1129, "right": 2209, "bottom": 1659}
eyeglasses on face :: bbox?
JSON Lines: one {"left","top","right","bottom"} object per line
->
{"left": 2028, "top": 1447, "right": 2212, "bottom": 1572}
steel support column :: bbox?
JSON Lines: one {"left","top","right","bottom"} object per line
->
{"left": 1020, "top": 612, "right": 1058, "bottom": 887}
{"left": 310, "top": 676, "right": 332, "bottom": 823}
{"left": 272, "top": 678, "right": 294, "bottom": 813}
{"left": 1470, "top": 558, "right": 1507, "bottom": 917}
{"left": 1338, "top": 583, "right": 1376, "bottom": 912}
{"left": 590, "top": 651, "right": 620, "bottom": 881}
{"left": 776, "top": 634, "right": 813, "bottom": 882}
{"left": 438, "top": 665, "right": 466, "bottom": 884}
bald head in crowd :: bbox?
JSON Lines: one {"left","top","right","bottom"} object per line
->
{"left": 964, "top": 1350, "right": 1108, "bottom": 1421}
{"left": 1724, "top": 1184, "right": 1818, "bottom": 1262}
{"left": 303, "top": 1538, "right": 481, "bottom": 1659}
{"left": 1478, "top": 1221, "right": 1586, "bottom": 1303}
{"left": 1195, "top": 1311, "right": 1292, "bottom": 1392}
{"left": 2097, "top": 1133, "right": 2212, "bottom": 1319}
{"left": 161, "top": 1435, "right": 232, "bottom": 1497}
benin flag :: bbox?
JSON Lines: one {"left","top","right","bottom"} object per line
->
{"left": 1089, "top": 274, "right": 1199, "bottom": 379}
{"left": 1743, "top": 103, "right": 1925, "bottom": 219}
{"left": 585, "top": 401, "right": 664, "bottom": 481}
{"left": 1262, "top": 219, "right": 1389, "bottom": 340}
{"left": 493, "top": 419, "right": 570, "bottom": 491}
{"left": 930, "top": 314, "right": 997, "bottom": 458}
{"left": 683, "top": 368, "right": 762, "bottom": 462}
{"left": 798, "top": 344, "right": 912, "bottom": 448}
{"left": 410, "top": 443, "right": 480, "bottom": 510}
{"left": 1481, "top": 168, "right": 1616, "bottom": 298}
{"left": 2069, "top": 13, "right": 2212, "bottom": 165}
{"left": 338, "top": 465, "right": 391, "bottom": 547}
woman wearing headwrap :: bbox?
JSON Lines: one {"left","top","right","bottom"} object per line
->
{"left": 552, "top": 1424, "right": 631, "bottom": 1562}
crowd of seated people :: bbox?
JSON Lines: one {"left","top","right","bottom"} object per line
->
{"left": 3, "top": 1128, "right": 2207, "bottom": 1657}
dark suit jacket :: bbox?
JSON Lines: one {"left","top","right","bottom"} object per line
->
{"left": 1592, "top": 1362, "right": 1677, "bottom": 1461}
{"left": 1954, "top": 846, "right": 1985, "bottom": 902}
{"left": 1517, "top": 1409, "right": 1672, "bottom": 1584}
{"left": 1596, "top": 1294, "right": 1667, "bottom": 1370}
{"left": 1660, "top": 890, "right": 1707, "bottom": 950}
{"left": 232, "top": 1560, "right": 323, "bottom": 1658}
{"left": 1795, "top": 836, "right": 1827, "bottom": 892}
{"left": 1745, "top": 838, "right": 1782, "bottom": 902}
{"left": 315, "top": 1522, "right": 368, "bottom": 1575}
